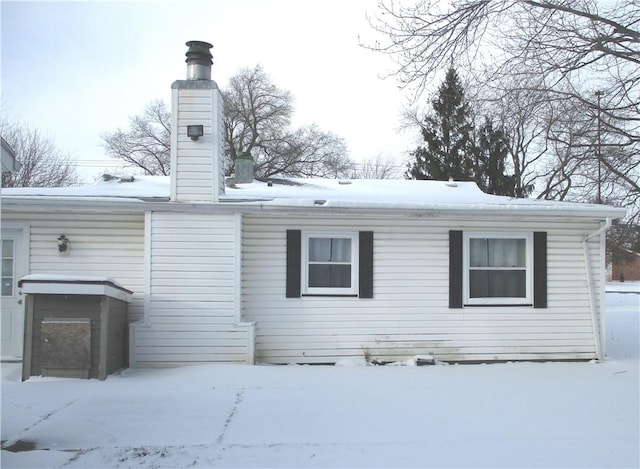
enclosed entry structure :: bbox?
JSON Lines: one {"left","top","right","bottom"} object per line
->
{"left": 20, "top": 275, "right": 132, "bottom": 380}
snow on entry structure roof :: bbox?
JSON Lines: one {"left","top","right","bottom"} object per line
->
{"left": 1, "top": 175, "right": 627, "bottom": 217}
{"left": 19, "top": 273, "right": 120, "bottom": 285}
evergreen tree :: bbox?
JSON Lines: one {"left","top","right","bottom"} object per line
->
{"left": 475, "top": 117, "right": 517, "bottom": 196}
{"left": 408, "top": 67, "right": 518, "bottom": 197}
{"left": 408, "top": 67, "right": 474, "bottom": 181}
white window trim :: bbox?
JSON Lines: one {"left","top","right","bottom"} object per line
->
{"left": 463, "top": 232, "right": 533, "bottom": 306}
{"left": 302, "top": 232, "right": 358, "bottom": 296}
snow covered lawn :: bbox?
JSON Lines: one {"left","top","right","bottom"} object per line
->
{"left": 2, "top": 290, "right": 638, "bottom": 468}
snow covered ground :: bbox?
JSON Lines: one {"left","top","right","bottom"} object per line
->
{"left": 2, "top": 288, "right": 638, "bottom": 468}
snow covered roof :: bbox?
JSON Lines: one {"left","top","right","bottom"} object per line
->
{"left": 1, "top": 174, "right": 627, "bottom": 218}
{"left": 1, "top": 175, "right": 170, "bottom": 200}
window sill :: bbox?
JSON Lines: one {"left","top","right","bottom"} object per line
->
{"left": 464, "top": 303, "right": 533, "bottom": 308}
{"left": 301, "top": 294, "right": 359, "bottom": 298}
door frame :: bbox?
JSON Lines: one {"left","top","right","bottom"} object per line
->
{"left": 1, "top": 221, "right": 30, "bottom": 359}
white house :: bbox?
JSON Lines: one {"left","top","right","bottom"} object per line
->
{"left": 1, "top": 41, "right": 626, "bottom": 366}
{"left": 1, "top": 137, "right": 21, "bottom": 177}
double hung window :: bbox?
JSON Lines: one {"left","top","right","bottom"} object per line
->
{"left": 286, "top": 230, "right": 373, "bottom": 299}
{"left": 304, "top": 234, "right": 357, "bottom": 295}
{"left": 464, "top": 233, "right": 532, "bottom": 305}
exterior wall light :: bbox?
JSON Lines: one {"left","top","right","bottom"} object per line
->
{"left": 57, "top": 234, "right": 69, "bottom": 253}
{"left": 187, "top": 125, "right": 204, "bottom": 141}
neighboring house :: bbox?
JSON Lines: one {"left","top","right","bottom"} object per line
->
{"left": 1, "top": 136, "right": 21, "bottom": 176}
{"left": 1, "top": 41, "right": 627, "bottom": 365}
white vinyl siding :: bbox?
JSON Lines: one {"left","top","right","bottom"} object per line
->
{"left": 4, "top": 212, "right": 145, "bottom": 322}
{"left": 133, "top": 211, "right": 252, "bottom": 366}
{"left": 170, "top": 87, "right": 225, "bottom": 202}
{"left": 242, "top": 214, "right": 605, "bottom": 364}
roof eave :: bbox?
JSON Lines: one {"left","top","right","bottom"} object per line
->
{"left": 0, "top": 195, "right": 627, "bottom": 220}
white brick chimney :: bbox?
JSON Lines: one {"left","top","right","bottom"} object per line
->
{"left": 170, "top": 41, "right": 225, "bottom": 202}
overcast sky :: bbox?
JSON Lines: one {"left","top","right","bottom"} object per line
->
{"left": 1, "top": 0, "right": 420, "bottom": 183}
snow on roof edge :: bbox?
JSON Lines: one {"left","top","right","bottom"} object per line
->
{"left": 1, "top": 176, "right": 628, "bottom": 219}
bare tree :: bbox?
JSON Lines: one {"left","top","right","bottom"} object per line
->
{"left": 254, "top": 124, "right": 353, "bottom": 178}
{"left": 223, "top": 65, "right": 353, "bottom": 179}
{"left": 103, "top": 66, "right": 354, "bottom": 179}
{"left": 351, "top": 154, "right": 402, "bottom": 179}
{"left": 101, "top": 100, "right": 171, "bottom": 176}
{"left": 223, "top": 65, "right": 293, "bottom": 170}
{"left": 367, "top": 1, "right": 639, "bottom": 100}
{"left": 368, "top": 0, "right": 640, "bottom": 140}
{"left": 1, "top": 119, "right": 78, "bottom": 188}
{"left": 471, "top": 77, "right": 549, "bottom": 198}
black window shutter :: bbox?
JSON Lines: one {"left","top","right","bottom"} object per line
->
{"left": 286, "top": 230, "right": 301, "bottom": 298}
{"left": 359, "top": 231, "right": 374, "bottom": 298}
{"left": 533, "top": 231, "right": 547, "bottom": 308}
{"left": 449, "top": 230, "right": 463, "bottom": 308}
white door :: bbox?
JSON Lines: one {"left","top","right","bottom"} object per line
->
{"left": 1, "top": 227, "right": 28, "bottom": 359}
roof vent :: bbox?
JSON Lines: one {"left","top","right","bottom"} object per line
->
{"left": 445, "top": 179, "right": 458, "bottom": 187}
{"left": 185, "top": 41, "right": 213, "bottom": 80}
{"left": 338, "top": 179, "right": 352, "bottom": 185}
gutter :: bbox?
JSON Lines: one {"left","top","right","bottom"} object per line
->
{"left": 583, "top": 217, "right": 612, "bottom": 361}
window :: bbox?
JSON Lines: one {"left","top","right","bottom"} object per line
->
{"left": 304, "top": 234, "right": 357, "bottom": 295}
{"left": 450, "top": 231, "right": 547, "bottom": 309}
{"left": 464, "top": 233, "right": 533, "bottom": 305}
{"left": 2, "top": 239, "right": 15, "bottom": 297}
{"left": 286, "top": 230, "right": 373, "bottom": 298}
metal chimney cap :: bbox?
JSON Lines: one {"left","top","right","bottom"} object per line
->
{"left": 185, "top": 41, "right": 213, "bottom": 63}
{"left": 185, "top": 41, "right": 213, "bottom": 80}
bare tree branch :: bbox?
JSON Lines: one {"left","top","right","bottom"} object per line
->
{"left": 351, "top": 154, "right": 402, "bottom": 179}
{"left": 223, "top": 65, "right": 353, "bottom": 179}
{"left": 101, "top": 100, "right": 171, "bottom": 176}
{"left": 1, "top": 118, "right": 79, "bottom": 188}
{"left": 102, "top": 66, "right": 355, "bottom": 180}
